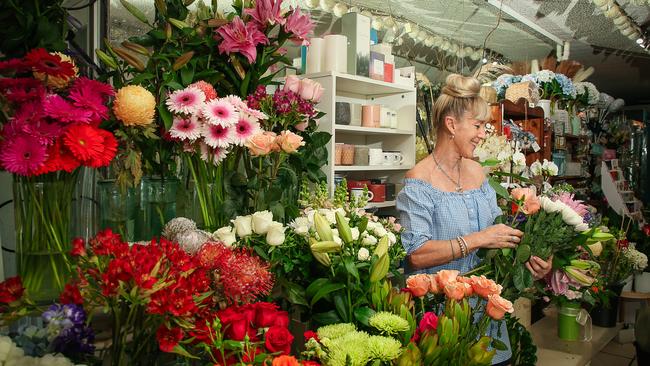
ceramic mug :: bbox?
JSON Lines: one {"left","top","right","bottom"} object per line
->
{"left": 350, "top": 188, "right": 374, "bottom": 201}
{"left": 390, "top": 152, "right": 404, "bottom": 165}
{"left": 368, "top": 148, "right": 384, "bottom": 165}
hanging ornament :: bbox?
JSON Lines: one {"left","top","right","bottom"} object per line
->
{"left": 332, "top": 3, "right": 348, "bottom": 17}
{"left": 319, "top": 0, "right": 335, "bottom": 12}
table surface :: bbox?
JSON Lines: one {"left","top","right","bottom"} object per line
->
{"left": 530, "top": 309, "right": 621, "bottom": 366}
{"left": 620, "top": 291, "right": 650, "bottom": 300}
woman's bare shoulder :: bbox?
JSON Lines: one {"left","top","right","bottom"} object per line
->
{"left": 405, "top": 156, "right": 431, "bottom": 180}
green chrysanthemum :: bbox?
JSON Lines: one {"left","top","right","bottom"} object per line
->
{"left": 368, "top": 311, "right": 410, "bottom": 335}
{"left": 368, "top": 335, "right": 403, "bottom": 362}
{"left": 317, "top": 323, "right": 357, "bottom": 340}
{"left": 323, "top": 331, "right": 371, "bottom": 366}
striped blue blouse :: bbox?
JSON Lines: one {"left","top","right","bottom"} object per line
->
{"left": 396, "top": 178, "right": 511, "bottom": 364}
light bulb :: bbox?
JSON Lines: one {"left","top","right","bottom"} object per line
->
{"left": 482, "top": 58, "right": 488, "bottom": 64}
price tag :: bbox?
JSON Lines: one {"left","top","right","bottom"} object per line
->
{"left": 532, "top": 142, "right": 541, "bottom": 152}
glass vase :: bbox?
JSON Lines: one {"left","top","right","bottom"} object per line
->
{"left": 13, "top": 172, "right": 77, "bottom": 303}
{"left": 136, "top": 177, "right": 179, "bottom": 241}
{"left": 97, "top": 180, "right": 137, "bottom": 242}
{"left": 185, "top": 156, "right": 226, "bottom": 231}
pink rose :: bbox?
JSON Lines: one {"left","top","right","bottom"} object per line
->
{"left": 470, "top": 275, "right": 502, "bottom": 299}
{"left": 511, "top": 187, "right": 541, "bottom": 215}
{"left": 435, "top": 269, "right": 460, "bottom": 289}
{"left": 299, "top": 78, "right": 323, "bottom": 102}
{"left": 295, "top": 121, "right": 308, "bottom": 131}
{"left": 406, "top": 274, "right": 430, "bottom": 297}
{"left": 444, "top": 282, "right": 465, "bottom": 301}
{"left": 486, "top": 294, "right": 514, "bottom": 320}
{"left": 284, "top": 75, "right": 301, "bottom": 94}
{"left": 246, "top": 132, "right": 277, "bottom": 156}
{"left": 275, "top": 130, "right": 305, "bottom": 153}
{"left": 418, "top": 312, "right": 438, "bottom": 332}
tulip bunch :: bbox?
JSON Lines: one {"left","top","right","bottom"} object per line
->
{"left": 399, "top": 270, "right": 512, "bottom": 365}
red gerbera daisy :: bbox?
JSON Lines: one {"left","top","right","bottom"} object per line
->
{"left": 62, "top": 125, "right": 105, "bottom": 163}
{"left": 85, "top": 129, "right": 118, "bottom": 168}
{"left": 24, "top": 48, "right": 75, "bottom": 79}
{"left": 0, "top": 58, "right": 32, "bottom": 73}
{"left": 34, "top": 140, "right": 81, "bottom": 175}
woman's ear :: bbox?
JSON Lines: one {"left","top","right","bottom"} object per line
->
{"left": 444, "top": 115, "right": 456, "bottom": 135}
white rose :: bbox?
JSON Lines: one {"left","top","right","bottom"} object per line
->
{"left": 294, "top": 225, "right": 309, "bottom": 236}
{"left": 333, "top": 235, "right": 342, "bottom": 245}
{"left": 512, "top": 151, "right": 526, "bottom": 167}
{"left": 305, "top": 209, "right": 316, "bottom": 225}
{"left": 232, "top": 215, "right": 253, "bottom": 238}
{"left": 387, "top": 232, "right": 397, "bottom": 246}
{"left": 575, "top": 222, "right": 590, "bottom": 232}
{"left": 319, "top": 209, "right": 336, "bottom": 224}
{"left": 357, "top": 248, "right": 370, "bottom": 261}
{"left": 332, "top": 228, "right": 339, "bottom": 238}
{"left": 373, "top": 226, "right": 388, "bottom": 238}
{"left": 530, "top": 161, "right": 543, "bottom": 176}
{"left": 214, "top": 226, "right": 237, "bottom": 247}
{"left": 350, "top": 227, "right": 360, "bottom": 241}
{"left": 497, "top": 150, "right": 511, "bottom": 162}
{"left": 266, "top": 222, "right": 286, "bottom": 246}
{"left": 540, "top": 196, "right": 562, "bottom": 213}
{"left": 252, "top": 210, "right": 274, "bottom": 235}
{"left": 362, "top": 234, "right": 378, "bottom": 246}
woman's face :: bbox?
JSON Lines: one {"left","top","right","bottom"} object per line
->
{"left": 448, "top": 111, "right": 487, "bottom": 158}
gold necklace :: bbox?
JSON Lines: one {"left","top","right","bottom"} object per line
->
{"left": 432, "top": 154, "right": 463, "bottom": 192}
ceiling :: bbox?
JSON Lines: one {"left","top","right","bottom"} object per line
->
{"left": 108, "top": 0, "right": 650, "bottom": 104}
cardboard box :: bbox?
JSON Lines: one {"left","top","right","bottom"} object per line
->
{"left": 334, "top": 13, "right": 371, "bottom": 77}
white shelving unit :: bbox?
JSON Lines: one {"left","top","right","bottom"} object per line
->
{"left": 297, "top": 71, "right": 417, "bottom": 210}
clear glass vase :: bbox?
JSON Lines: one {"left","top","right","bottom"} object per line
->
{"left": 13, "top": 173, "right": 77, "bottom": 302}
{"left": 97, "top": 180, "right": 137, "bottom": 242}
{"left": 136, "top": 177, "right": 179, "bottom": 241}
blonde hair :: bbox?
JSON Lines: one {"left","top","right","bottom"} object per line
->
{"left": 433, "top": 74, "right": 490, "bottom": 131}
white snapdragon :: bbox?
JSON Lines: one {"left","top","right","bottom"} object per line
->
{"left": 357, "top": 248, "right": 370, "bottom": 261}
{"left": 252, "top": 210, "right": 274, "bottom": 235}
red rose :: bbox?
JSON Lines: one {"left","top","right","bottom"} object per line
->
{"left": 418, "top": 312, "right": 438, "bottom": 333}
{"left": 225, "top": 313, "right": 256, "bottom": 341}
{"left": 156, "top": 325, "right": 183, "bottom": 353}
{"left": 274, "top": 310, "right": 289, "bottom": 327}
{"left": 301, "top": 361, "right": 321, "bottom": 366}
{"left": 304, "top": 330, "right": 319, "bottom": 342}
{"left": 254, "top": 302, "right": 280, "bottom": 328}
{"left": 241, "top": 304, "right": 257, "bottom": 325}
{"left": 0, "top": 276, "right": 25, "bottom": 304}
{"left": 265, "top": 325, "right": 294, "bottom": 355}
{"left": 59, "top": 283, "right": 83, "bottom": 305}
{"left": 71, "top": 237, "right": 86, "bottom": 256}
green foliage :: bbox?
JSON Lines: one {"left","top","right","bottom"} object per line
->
{"left": 507, "top": 316, "right": 537, "bottom": 366}
{"left": 0, "top": 0, "right": 68, "bottom": 58}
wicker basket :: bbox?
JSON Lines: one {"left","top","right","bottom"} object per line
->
{"left": 505, "top": 81, "right": 540, "bottom": 105}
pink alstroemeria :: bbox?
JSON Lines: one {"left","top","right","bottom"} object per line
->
{"left": 216, "top": 16, "right": 269, "bottom": 64}
{"left": 283, "top": 7, "right": 314, "bottom": 46}
{"left": 244, "top": 0, "right": 285, "bottom": 28}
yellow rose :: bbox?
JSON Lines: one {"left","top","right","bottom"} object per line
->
{"left": 113, "top": 85, "right": 156, "bottom": 126}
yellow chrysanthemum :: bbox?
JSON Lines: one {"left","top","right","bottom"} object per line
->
{"left": 33, "top": 52, "right": 78, "bottom": 89}
{"left": 113, "top": 85, "right": 156, "bottom": 126}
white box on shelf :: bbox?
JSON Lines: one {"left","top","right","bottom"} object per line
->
{"left": 394, "top": 67, "right": 415, "bottom": 87}
{"left": 335, "top": 13, "right": 371, "bottom": 77}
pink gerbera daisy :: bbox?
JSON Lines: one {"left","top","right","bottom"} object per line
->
{"left": 200, "top": 143, "right": 229, "bottom": 166}
{"left": 166, "top": 87, "right": 206, "bottom": 115}
{"left": 226, "top": 95, "right": 267, "bottom": 121}
{"left": 44, "top": 95, "right": 92, "bottom": 124}
{"left": 202, "top": 123, "right": 233, "bottom": 148}
{"left": 0, "top": 135, "right": 48, "bottom": 176}
{"left": 202, "top": 98, "right": 238, "bottom": 126}
{"left": 231, "top": 114, "right": 260, "bottom": 146}
{"left": 170, "top": 116, "right": 201, "bottom": 141}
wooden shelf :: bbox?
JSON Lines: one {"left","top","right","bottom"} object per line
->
{"left": 335, "top": 165, "right": 413, "bottom": 172}
{"left": 334, "top": 125, "right": 414, "bottom": 135}
{"left": 365, "top": 200, "right": 396, "bottom": 209}
{"left": 502, "top": 99, "right": 545, "bottom": 119}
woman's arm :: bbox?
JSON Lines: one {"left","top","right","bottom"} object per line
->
{"left": 408, "top": 224, "right": 522, "bottom": 271}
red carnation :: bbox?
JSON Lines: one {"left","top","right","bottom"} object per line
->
{"left": 0, "top": 277, "right": 25, "bottom": 304}
{"left": 24, "top": 48, "right": 75, "bottom": 78}
{"left": 265, "top": 325, "right": 293, "bottom": 355}
{"left": 304, "top": 330, "right": 319, "bottom": 342}
{"left": 59, "top": 283, "right": 83, "bottom": 305}
{"left": 71, "top": 237, "right": 86, "bottom": 256}
{"left": 156, "top": 325, "right": 184, "bottom": 353}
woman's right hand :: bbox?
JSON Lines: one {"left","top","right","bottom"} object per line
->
{"left": 468, "top": 224, "right": 523, "bottom": 250}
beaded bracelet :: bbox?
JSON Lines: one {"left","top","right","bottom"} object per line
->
{"left": 459, "top": 236, "right": 470, "bottom": 257}
{"left": 456, "top": 236, "right": 467, "bottom": 258}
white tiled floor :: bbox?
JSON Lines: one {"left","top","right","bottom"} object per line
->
{"left": 589, "top": 341, "right": 637, "bottom": 366}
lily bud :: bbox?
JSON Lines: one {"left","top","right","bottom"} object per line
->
{"left": 335, "top": 211, "right": 353, "bottom": 244}
{"left": 314, "top": 212, "right": 334, "bottom": 242}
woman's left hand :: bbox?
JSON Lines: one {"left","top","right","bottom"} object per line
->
{"left": 526, "top": 255, "right": 553, "bottom": 280}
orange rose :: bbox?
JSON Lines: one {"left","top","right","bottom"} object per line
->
{"left": 510, "top": 187, "right": 541, "bottom": 214}
{"left": 486, "top": 294, "right": 514, "bottom": 320}
{"left": 276, "top": 131, "right": 305, "bottom": 153}
{"left": 444, "top": 282, "right": 465, "bottom": 301}
{"left": 470, "top": 275, "right": 502, "bottom": 299}
{"left": 435, "top": 269, "right": 460, "bottom": 289}
{"left": 428, "top": 274, "right": 441, "bottom": 294}
{"left": 246, "top": 132, "right": 277, "bottom": 156}
{"left": 272, "top": 355, "right": 300, "bottom": 366}
{"left": 406, "top": 274, "right": 430, "bottom": 297}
